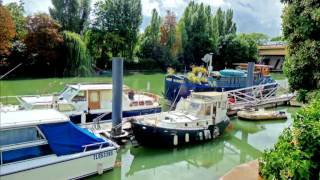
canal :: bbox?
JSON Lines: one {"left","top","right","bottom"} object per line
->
{"left": 89, "top": 106, "right": 298, "bottom": 180}
{"left": 0, "top": 72, "right": 295, "bottom": 179}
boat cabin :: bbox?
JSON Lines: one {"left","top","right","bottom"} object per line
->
{"left": 176, "top": 92, "right": 228, "bottom": 124}
{"left": 19, "top": 83, "right": 160, "bottom": 114}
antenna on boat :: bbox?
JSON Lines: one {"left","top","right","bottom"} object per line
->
{"left": 0, "top": 63, "right": 22, "bottom": 80}
{"left": 202, "top": 53, "right": 213, "bottom": 75}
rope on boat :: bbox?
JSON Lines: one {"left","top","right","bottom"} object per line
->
{"left": 169, "top": 82, "right": 184, "bottom": 111}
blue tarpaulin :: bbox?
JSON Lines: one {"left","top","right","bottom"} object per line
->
{"left": 38, "top": 122, "right": 108, "bottom": 156}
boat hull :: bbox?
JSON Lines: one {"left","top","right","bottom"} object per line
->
{"left": 131, "top": 120, "right": 230, "bottom": 147}
{"left": 70, "top": 107, "right": 162, "bottom": 124}
{"left": 237, "top": 110, "right": 287, "bottom": 121}
{"left": 0, "top": 148, "right": 117, "bottom": 180}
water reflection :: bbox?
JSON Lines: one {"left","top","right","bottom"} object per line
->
{"left": 90, "top": 107, "right": 297, "bottom": 180}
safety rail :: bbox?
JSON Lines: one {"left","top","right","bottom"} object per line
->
{"left": 82, "top": 141, "right": 109, "bottom": 152}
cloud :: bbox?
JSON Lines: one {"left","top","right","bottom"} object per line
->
{"left": 3, "top": 0, "right": 283, "bottom": 37}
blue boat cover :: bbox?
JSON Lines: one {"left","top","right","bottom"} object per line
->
{"left": 38, "top": 122, "right": 107, "bottom": 156}
{"left": 219, "top": 69, "right": 245, "bottom": 77}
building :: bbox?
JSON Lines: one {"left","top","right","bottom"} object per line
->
{"left": 258, "top": 41, "right": 287, "bottom": 72}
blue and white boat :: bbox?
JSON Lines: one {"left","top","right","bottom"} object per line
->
{"left": 164, "top": 63, "right": 274, "bottom": 105}
{"left": 17, "top": 83, "right": 161, "bottom": 124}
{"left": 0, "top": 109, "right": 118, "bottom": 179}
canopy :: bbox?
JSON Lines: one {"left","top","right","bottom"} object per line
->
{"left": 38, "top": 122, "right": 107, "bottom": 156}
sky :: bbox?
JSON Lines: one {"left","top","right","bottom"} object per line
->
{"left": 3, "top": 0, "right": 284, "bottom": 37}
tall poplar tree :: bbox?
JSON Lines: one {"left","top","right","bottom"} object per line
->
{"left": 49, "top": 0, "right": 91, "bottom": 34}
{"left": 93, "top": 0, "right": 142, "bottom": 59}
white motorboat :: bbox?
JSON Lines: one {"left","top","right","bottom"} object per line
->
{"left": 16, "top": 83, "right": 161, "bottom": 124}
{"left": 0, "top": 109, "right": 118, "bottom": 179}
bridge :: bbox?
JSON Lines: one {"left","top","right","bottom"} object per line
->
{"left": 258, "top": 42, "right": 287, "bottom": 72}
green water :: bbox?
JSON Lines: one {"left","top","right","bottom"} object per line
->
{"left": 0, "top": 72, "right": 296, "bottom": 179}
{"left": 90, "top": 106, "right": 298, "bottom": 180}
{"left": 0, "top": 72, "right": 165, "bottom": 104}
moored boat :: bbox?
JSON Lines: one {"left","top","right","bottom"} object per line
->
{"left": 16, "top": 83, "right": 161, "bottom": 124}
{"left": 237, "top": 109, "right": 287, "bottom": 121}
{"left": 131, "top": 91, "right": 230, "bottom": 147}
{"left": 0, "top": 109, "right": 118, "bottom": 179}
{"left": 164, "top": 61, "right": 275, "bottom": 105}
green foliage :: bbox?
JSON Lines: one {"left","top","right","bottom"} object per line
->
{"left": 5, "top": 1, "right": 26, "bottom": 40}
{"left": 179, "top": 2, "right": 218, "bottom": 66}
{"left": 259, "top": 96, "right": 320, "bottom": 180}
{"left": 62, "top": 31, "right": 93, "bottom": 76}
{"left": 93, "top": 0, "right": 142, "bottom": 60}
{"left": 215, "top": 34, "right": 258, "bottom": 68}
{"left": 49, "top": 0, "right": 91, "bottom": 34}
{"left": 296, "top": 89, "right": 308, "bottom": 103}
{"left": 271, "top": 36, "right": 283, "bottom": 41}
{"left": 282, "top": 0, "right": 320, "bottom": 90}
{"left": 241, "top": 32, "right": 269, "bottom": 45}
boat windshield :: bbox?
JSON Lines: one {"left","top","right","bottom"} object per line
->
{"left": 60, "top": 87, "right": 78, "bottom": 101}
{"left": 176, "top": 99, "right": 202, "bottom": 116}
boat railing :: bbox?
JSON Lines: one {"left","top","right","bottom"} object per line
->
{"left": 82, "top": 141, "right": 110, "bottom": 152}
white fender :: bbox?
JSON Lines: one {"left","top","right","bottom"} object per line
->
{"left": 185, "top": 133, "right": 189, "bottom": 143}
{"left": 173, "top": 135, "right": 178, "bottom": 146}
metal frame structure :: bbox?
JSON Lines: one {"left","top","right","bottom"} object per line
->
{"left": 227, "top": 82, "right": 294, "bottom": 110}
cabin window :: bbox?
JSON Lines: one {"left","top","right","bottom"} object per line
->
{"left": 61, "top": 87, "right": 78, "bottom": 101}
{"left": 90, "top": 92, "right": 99, "bottom": 102}
{"left": 100, "top": 90, "right": 112, "bottom": 109}
{"left": 185, "top": 123, "right": 188, "bottom": 127}
{"left": 1, "top": 144, "right": 53, "bottom": 165}
{"left": 205, "top": 105, "right": 211, "bottom": 116}
{"left": 221, "top": 102, "right": 226, "bottom": 110}
{"left": 72, "top": 91, "right": 86, "bottom": 102}
{"left": 57, "top": 104, "right": 76, "bottom": 112}
{"left": 0, "top": 127, "right": 53, "bottom": 165}
{"left": 0, "top": 127, "right": 44, "bottom": 146}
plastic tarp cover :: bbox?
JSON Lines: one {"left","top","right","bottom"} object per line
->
{"left": 38, "top": 122, "right": 108, "bottom": 156}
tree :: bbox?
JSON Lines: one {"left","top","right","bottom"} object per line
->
{"left": 179, "top": 2, "right": 217, "bottom": 66}
{"left": 5, "top": 1, "right": 26, "bottom": 39}
{"left": 24, "top": 13, "right": 64, "bottom": 76}
{"left": 160, "top": 10, "right": 176, "bottom": 49}
{"left": 49, "top": 0, "right": 91, "bottom": 34}
{"left": 215, "top": 8, "right": 236, "bottom": 37}
{"left": 0, "top": 5, "right": 16, "bottom": 57}
{"left": 93, "top": 0, "right": 142, "bottom": 60}
{"left": 215, "top": 34, "right": 258, "bottom": 69}
{"left": 270, "top": 36, "right": 283, "bottom": 41}
{"left": 62, "top": 31, "right": 92, "bottom": 76}
{"left": 282, "top": 0, "right": 320, "bottom": 90}
{"left": 138, "top": 9, "right": 166, "bottom": 68}
{"left": 241, "top": 33, "right": 269, "bottom": 45}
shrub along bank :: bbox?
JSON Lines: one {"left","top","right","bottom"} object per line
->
{"left": 259, "top": 96, "right": 320, "bottom": 179}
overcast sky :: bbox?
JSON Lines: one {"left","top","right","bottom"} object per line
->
{"left": 3, "top": 0, "right": 284, "bottom": 37}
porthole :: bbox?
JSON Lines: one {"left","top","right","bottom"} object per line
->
{"left": 185, "top": 123, "right": 188, "bottom": 127}
{"left": 196, "top": 122, "right": 199, "bottom": 126}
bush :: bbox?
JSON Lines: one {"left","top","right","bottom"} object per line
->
{"left": 259, "top": 96, "right": 320, "bottom": 180}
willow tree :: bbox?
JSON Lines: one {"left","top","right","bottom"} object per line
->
{"left": 62, "top": 31, "right": 92, "bottom": 77}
